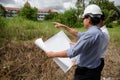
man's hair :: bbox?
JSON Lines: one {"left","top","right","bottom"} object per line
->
{"left": 84, "top": 13, "right": 101, "bottom": 25}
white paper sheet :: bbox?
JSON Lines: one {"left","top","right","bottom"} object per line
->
{"left": 35, "top": 31, "right": 73, "bottom": 73}
{"left": 35, "top": 38, "right": 47, "bottom": 52}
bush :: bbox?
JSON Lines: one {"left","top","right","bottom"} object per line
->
{"left": 107, "top": 23, "right": 113, "bottom": 28}
{"left": 118, "top": 19, "right": 120, "bottom": 25}
{"left": 0, "top": 4, "right": 6, "bottom": 17}
{"left": 0, "top": 17, "right": 7, "bottom": 28}
{"left": 45, "top": 13, "right": 58, "bottom": 20}
{"left": 18, "top": 4, "right": 38, "bottom": 21}
{"left": 74, "top": 20, "right": 83, "bottom": 28}
{"left": 0, "top": 17, "right": 8, "bottom": 43}
{"left": 54, "top": 9, "right": 82, "bottom": 28}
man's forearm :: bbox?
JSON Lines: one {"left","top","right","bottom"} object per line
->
{"left": 46, "top": 50, "right": 68, "bottom": 58}
{"left": 63, "top": 26, "right": 78, "bottom": 37}
{"left": 53, "top": 22, "right": 78, "bottom": 37}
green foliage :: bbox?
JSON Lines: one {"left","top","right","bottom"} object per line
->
{"left": 75, "top": 0, "right": 85, "bottom": 15}
{"left": 105, "top": 10, "right": 114, "bottom": 24}
{"left": 118, "top": 19, "right": 120, "bottom": 25}
{"left": 107, "top": 23, "right": 113, "bottom": 28}
{"left": 89, "top": 0, "right": 120, "bottom": 27}
{"left": 89, "top": 0, "right": 115, "bottom": 10}
{"left": 0, "top": 17, "right": 59, "bottom": 42}
{"left": 0, "top": 6, "right": 4, "bottom": 15}
{"left": 0, "top": 4, "right": 6, "bottom": 17}
{"left": 0, "top": 17, "right": 7, "bottom": 28}
{"left": 76, "top": 0, "right": 85, "bottom": 11}
{"left": 19, "top": 5, "right": 38, "bottom": 21}
{"left": 108, "top": 27, "right": 120, "bottom": 44}
{"left": 45, "top": 13, "right": 58, "bottom": 20}
{"left": 74, "top": 19, "right": 83, "bottom": 28}
{"left": 63, "top": 9, "right": 76, "bottom": 27}
{"left": 0, "top": 17, "right": 7, "bottom": 43}
{"left": 55, "top": 9, "right": 82, "bottom": 28}
{"left": 0, "top": 16, "right": 120, "bottom": 43}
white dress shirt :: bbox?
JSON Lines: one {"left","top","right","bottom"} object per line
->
{"left": 100, "top": 25, "right": 110, "bottom": 58}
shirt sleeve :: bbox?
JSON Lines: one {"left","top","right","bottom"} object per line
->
{"left": 67, "top": 34, "right": 94, "bottom": 58}
{"left": 78, "top": 32, "right": 85, "bottom": 39}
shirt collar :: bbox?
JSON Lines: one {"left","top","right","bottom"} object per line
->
{"left": 100, "top": 25, "right": 106, "bottom": 31}
{"left": 88, "top": 26, "right": 99, "bottom": 30}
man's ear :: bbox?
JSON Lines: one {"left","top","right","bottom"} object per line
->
{"left": 88, "top": 17, "right": 91, "bottom": 24}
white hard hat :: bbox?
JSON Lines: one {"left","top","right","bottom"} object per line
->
{"left": 83, "top": 4, "right": 102, "bottom": 17}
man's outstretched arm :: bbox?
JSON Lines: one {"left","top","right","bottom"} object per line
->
{"left": 53, "top": 22, "right": 78, "bottom": 37}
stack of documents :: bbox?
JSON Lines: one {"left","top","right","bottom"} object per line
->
{"left": 35, "top": 31, "right": 73, "bottom": 73}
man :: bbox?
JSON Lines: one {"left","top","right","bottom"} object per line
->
{"left": 98, "top": 12, "right": 110, "bottom": 72}
{"left": 46, "top": 4, "right": 106, "bottom": 80}
{"left": 54, "top": 4, "right": 110, "bottom": 72}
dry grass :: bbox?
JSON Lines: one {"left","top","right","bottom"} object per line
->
{"left": 0, "top": 39, "right": 120, "bottom": 80}
{"left": 102, "top": 42, "right": 120, "bottom": 80}
{"left": 0, "top": 41, "right": 75, "bottom": 80}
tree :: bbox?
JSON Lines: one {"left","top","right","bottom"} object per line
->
{"left": 45, "top": 12, "right": 58, "bottom": 20}
{"left": 19, "top": 3, "right": 38, "bottom": 21}
{"left": 76, "top": 0, "right": 85, "bottom": 10}
{"left": 89, "top": 0, "right": 120, "bottom": 27}
{"left": 114, "top": 6, "right": 120, "bottom": 20}
{"left": 0, "top": 4, "right": 6, "bottom": 17}
{"left": 75, "top": 0, "right": 85, "bottom": 19}
{"left": 55, "top": 9, "right": 82, "bottom": 28}
{"left": 89, "top": 0, "right": 115, "bottom": 11}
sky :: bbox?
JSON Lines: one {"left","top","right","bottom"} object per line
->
{"left": 0, "top": 0, "right": 120, "bottom": 12}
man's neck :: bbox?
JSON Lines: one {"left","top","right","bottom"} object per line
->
{"left": 99, "top": 21, "right": 104, "bottom": 28}
{"left": 87, "top": 24, "right": 94, "bottom": 29}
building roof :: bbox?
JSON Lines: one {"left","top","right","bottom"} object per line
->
{"left": 4, "top": 7, "right": 22, "bottom": 11}
{"left": 4, "top": 7, "right": 57, "bottom": 13}
{"left": 38, "top": 9, "right": 57, "bottom": 13}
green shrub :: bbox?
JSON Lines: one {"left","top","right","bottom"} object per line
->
{"left": 54, "top": 9, "right": 82, "bottom": 28}
{"left": 74, "top": 20, "right": 83, "bottom": 28}
{"left": 45, "top": 13, "right": 58, "bottom": 20}
{"left": 107, "top": 23, "right": 113, "bottom": 28}
{"left": 118, "top": 20, "right": 120, "bottom": 25}
{"left": 18, "top": 4, "right": 38, "bottom": 21}
{"left": 0, "top": 17, "right": 6, "bottom": 28}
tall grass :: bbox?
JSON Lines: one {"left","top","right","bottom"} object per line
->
{"left": 0, "top": 16, "right": 120, "bottom": 43}
{"left": 0, "top": 17, "right": 60, "bottom": 43}
{"left": 108, "top": 26, "right": 120, "bottom": 46}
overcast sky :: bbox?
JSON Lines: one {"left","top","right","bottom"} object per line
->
{"left": 0, "top": 0, "right": 120, "bottom": 12}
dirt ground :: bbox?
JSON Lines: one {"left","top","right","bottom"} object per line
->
{"left": 0, "top": 41, "right": 120, "bottom": 80}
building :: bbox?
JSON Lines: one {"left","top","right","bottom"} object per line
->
{"left": 37, "top": 9, "right": 56, "bottom": 20}
{"left": 2, "top": 1, "right": 57, "bottom": 20}
{"left": 4, "top": 7, "right": 22, "bottom": 17}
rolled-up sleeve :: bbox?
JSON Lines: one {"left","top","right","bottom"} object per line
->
{"left": 67, "top": 34, "right": 94, "bottom": 58}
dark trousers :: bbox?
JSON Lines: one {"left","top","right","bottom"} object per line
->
{"left": 74, "top": 58, "right": 104, "bottom": 80}
{"left": 100, "top": 58, "right": 104, "bottom": 71}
